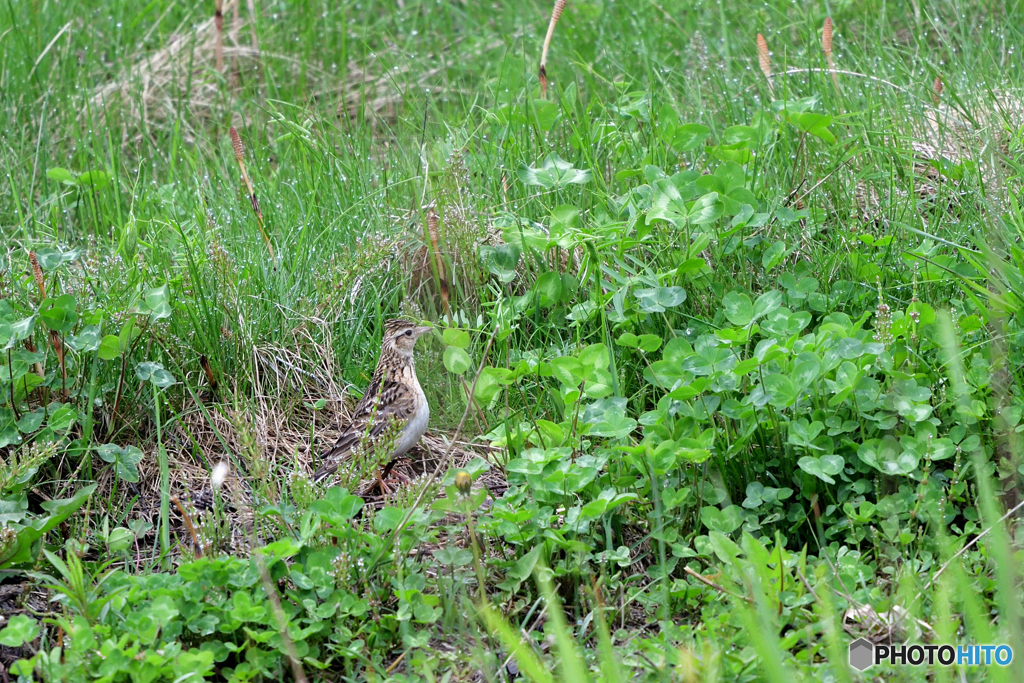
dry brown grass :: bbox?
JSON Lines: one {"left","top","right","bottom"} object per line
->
{"left": 88, "top": 0, "right": 255, "bottom": 142}
{"left": 87, "top": 1, "right": 500, "bottom": 145}
{"left": 101, "top": 352, "right": 503, "bottom": 561}
{"left": 852, "top": 90, "right": 1023, "bottom": 222}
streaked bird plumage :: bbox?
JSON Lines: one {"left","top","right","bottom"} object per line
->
{"left": 314, "top": 319, "right": 431, "bottom": 485}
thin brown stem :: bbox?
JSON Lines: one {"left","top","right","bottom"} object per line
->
{"left": 230, "top": 127, "right": 273, "bottom": 258}
{"left": 426, "top": 207, "right": 450, "bottom": 317}
{"left": 214, "top": 0, "right": 224, "bottom": 73}
{"left": 171, "top": 496, "right": 204, "bottom": 557}
{"left": 539, "top": 0, "right": 567, "bottom": 97}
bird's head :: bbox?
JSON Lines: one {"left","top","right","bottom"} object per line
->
{"left": 384, "top": 319, "right": 432, "bottom": 357}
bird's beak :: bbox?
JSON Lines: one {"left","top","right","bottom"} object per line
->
{"left": 414, "top": 325, "right": 433, "bottom": 338}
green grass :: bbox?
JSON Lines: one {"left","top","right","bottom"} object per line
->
{"left": 1, "top": 0, "right": 1024, "bottom": 680}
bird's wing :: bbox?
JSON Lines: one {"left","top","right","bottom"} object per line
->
{"left": 313, "top": 376, "right": 419, "bottom": 482}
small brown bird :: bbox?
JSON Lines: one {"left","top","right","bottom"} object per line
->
{"left": 314, "top": 319, "right": 432, "bottom": 492}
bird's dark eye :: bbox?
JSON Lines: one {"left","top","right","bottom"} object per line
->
{"left": 405, "top": 329, "right": 413, "bottom": 336}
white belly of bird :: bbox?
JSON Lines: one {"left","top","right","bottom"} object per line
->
{"left": 394, "top": 382, "right": 429, "bottom": 457}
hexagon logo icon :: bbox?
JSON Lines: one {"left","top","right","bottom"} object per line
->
{"left": 849, "top": 638, "right": 874, "bottom": 671}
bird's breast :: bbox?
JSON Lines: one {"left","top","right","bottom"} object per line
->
{"left": 396, "top": 401, "right": 429, "bottom": 456}
{"left": 394, "top": 369, "right": 428, "bottom": 457}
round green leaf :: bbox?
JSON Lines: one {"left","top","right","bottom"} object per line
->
{"left": 35, "top": 247, "right": 82, "bottom": 271}
{"left": 473, "top": 367, "right": 505, "bottom": 405}
{"left": 0, "top": 319, "right": 12, "bottom": 350}
{"left": 442, "top": 328, "right": 471, "bottom": 349}
{"left": 533, "top": 271, "right": 564, "bottom": 308}
{"left": 372, "top": 506, "right": 404, "bottom": 532}
{"left": 517, "top": 153, "right": 591, "bottom": 189}
{"left": 76, "top": 170, "right": 111, "bottom": 190}
{"left": 669, "top": 123, "right": 711, "bottom": 152}
{"left": 549, "top": 204, "right": 580, "bottom": 232}
{"left": 39, "top": 295, "right": 78, "bottom": 333}
{"left": 67, "top": 325, "right": 102, "bottom": 352}
{"left": 798, "top": 455, "right": 844, "bottom": 484}
{"left": 47, "top": 404, "right": 78, "bottom": 433}
{"left": 763, "top": 374, "right": 798, "bottom": 408}
{"left": 634, "top": 286, "right": 687, "bottom": 313}
{"left": 132, "top": 284, "right": 172, "bottom": 321}
{"left": 722, "top": 291, "right": 753, "bottom": 326}
{"left": 46, "top": 167, "right": 77, "bottom": 185}
{"left": 0, "top": 407, "right": 21, "bottom": 448}
{"left": 762, "top": 240, "right": 788, "bottom": 270}
{"left": 616, "top": 332, "right": 640, "bottom": 348}
{"left": 106, "top": 527, "right": 135, "bottom": 553}
{"left": 98, "top": 334, "right": 122, "bottom": 360}
{"left": 17, "top": 409, "right": 45, "bottom": 434}
{"left": 753, "top": 290, "right": 783, "bottom": 320}
{"left": 443, "top": 346, "right": 472, "bottom": 375}
{"left": 0, "top": 614, "right": 38, "bottom": 647}
{"left": 136, "top": 361, "right": 176, "bottom": 387}
{"left": 480, "top": 243, "right": 521, "bottom": 283}
{"left": 700, "top": 505, "right": 743, "bottom": 534}
{"left": 95, "top": 443, "right": 144, "bottom": 483}
{"left": 622, "top": 332, "right": 663, "bottom": 353}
